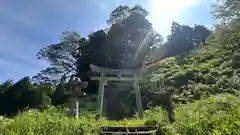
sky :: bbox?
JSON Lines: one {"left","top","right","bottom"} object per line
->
{"left": 0, "top": 0, "right": 217, "bottom": 82}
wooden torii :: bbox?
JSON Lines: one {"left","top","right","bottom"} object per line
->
{"left": 89, "top": 24, "right": 165, "bottom": 120}
{"left": 90, "top": 64, "right": 145, "bottom": 119}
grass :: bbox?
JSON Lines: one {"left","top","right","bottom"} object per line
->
{"left": 0, "top": 93, "right": 240, "bottom": 135}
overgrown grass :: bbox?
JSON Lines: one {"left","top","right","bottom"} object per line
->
{"left": 145, "top": 38, "right": 240, "bottom": 105}
{"left": 0, "top": 93, "right": 239, "bottom": 135}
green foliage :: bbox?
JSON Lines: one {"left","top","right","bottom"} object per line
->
{"left": 1, "top": 1, "right": 240, "bottom": 134}
{"left": 145, "top": 23, "right": 238, "bottom": 102}
{"left": 1, "top": 94, "right": 240, "bottom": 135}
{"left": 29, "top": 5, "right": 212, "bottom": 119}
{"left": 34, "top": 4, "right": 162, "bottom": 85}
{"left": 212, "top": 0, "right": 240, "bottom": 22}
{"left": 0, "top": 79, "right": 13, "bottom": 94}
{"left": 145, "top": 94, "right": 240, "bottom": 134}
{"left": 164, "top": 22, "right": 211, "bottom": 57}
{"left": 0, "top": 77, "right": 54, "bottom": 116}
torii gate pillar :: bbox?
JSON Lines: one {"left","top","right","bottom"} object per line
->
{"left": 90, "top": 64, "right": 144, "bottom": 120}
{"left": 97, "top": 71, "right": 106, "bottom": 119}
{"left": 133, "top": 74, "right": 144, "bottom": 118}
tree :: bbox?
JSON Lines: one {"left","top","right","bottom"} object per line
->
{"left": 0, "top": 77, "right": 53, "bottom": 115}
{"left": 35, "top": 4, "right": 162, "bottom": 83}
{"left": 107, "top": 5, "right": 130, "bottom": 25}
{"left": 213, "top": 0, "right": 240, "bottom": 22}
{"left": 0, "top": 79, "right": 13, "bottom": 95}
{"left": 34, "top": 5, "right": 163, "bottom": 104}
{"left": 165, "top": 22, "right": 211, "bottom": 57}
{"left": 34, "top": 31, "right": 84, "bottom": 83}
{"left": 1, "top": 77, "right": 32, "bottom": 115}
{"left": 107, "top": 4, "right": 148, "bottom": 25}
{"left": 192, "top": 25, "right": 212, "bottom": 45}
{"left": 81, "top": 30, "right": 108, "bottom": 68}
{"left": 51, "top": 75, "right": 69, "bottom": 106}
{"left": 105, "top": 5, "right": 162, "bottom": 69}
{"left": 211, "top": 2, "right": 240, "bottom": 51}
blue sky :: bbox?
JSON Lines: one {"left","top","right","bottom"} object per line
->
{"left": 0, "top": 0, "right": 216, "bottom": 82}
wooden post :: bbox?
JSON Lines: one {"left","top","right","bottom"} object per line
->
{"left": 159, "top": 75, "right": 165, "bottom": 91}
{"left": 231, "top": 69, "right": 240, "bottom": 95}
{"left": 133, "top": 74, "right": 143, "bottom": 119}
{"left": 97, "top": 72, "right": 105, "bottom": 119}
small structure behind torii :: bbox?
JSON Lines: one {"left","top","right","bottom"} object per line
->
{"left": 90, "top": 64, "right": 145, "bottom": 119}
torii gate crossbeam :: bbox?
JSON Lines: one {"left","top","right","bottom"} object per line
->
{"left": 90, "top": 64, "right": 144, "bottom": 120}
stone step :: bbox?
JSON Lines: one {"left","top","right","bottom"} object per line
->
{"left": 100, "top": 126, "right": 158, "bottom": 135}
{"left": 100, "top": 132, "right": 156, "bottom": 135}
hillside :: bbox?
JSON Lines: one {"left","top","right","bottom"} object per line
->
{"left": 0, "top": 1, "right": 240, "bottom": 134}
{"left": 148, "top": 41, "right": 235, "bottom": 103}
{"left": 148, "top": 20, "right": 240, "bottom": 103}
{"left": 0, "top": 93, "right": 239, "bottom": 134}
{"left": 1, "top": 23, "right": 240, "bottom": 134}
{"left": 116, "top": 20, "right": 240, "bottom": 118}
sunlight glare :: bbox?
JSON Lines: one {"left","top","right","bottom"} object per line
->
{"left": 148, "top": 0, "right": 200, "bottom": 37}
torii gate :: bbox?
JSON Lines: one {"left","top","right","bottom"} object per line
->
{"left": 90, "top": 64, "right": 145, "bottom": 119}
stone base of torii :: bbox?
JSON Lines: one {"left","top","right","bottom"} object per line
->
{"left": 90, "top": 64, "right": 144, "bottom": 120}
